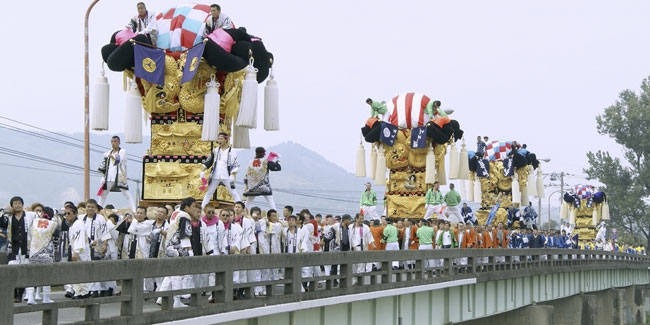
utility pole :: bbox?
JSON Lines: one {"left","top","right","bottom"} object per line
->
{"left": 84, "top": 0, "right": 100, "bottom": 200}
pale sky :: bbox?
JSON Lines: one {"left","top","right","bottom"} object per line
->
{"left": 2, "top": 0, "right": 649, "bottom": 184}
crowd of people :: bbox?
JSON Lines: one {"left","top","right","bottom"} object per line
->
{"left": 1, "top": 192, "right": 645, "bottom": 307}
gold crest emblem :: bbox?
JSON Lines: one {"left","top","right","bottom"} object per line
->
{"left": 189, "top": 57, "right": 199, "bottom": 72}
{"left": 142, "top": 57, "right": 156, "bottom": 73}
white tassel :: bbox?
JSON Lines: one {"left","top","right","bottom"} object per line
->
{"left": 369, "top": 144, "right": 377, "bottom": 179}
{"left": 536, "top": 168, "right": 545, "bottom": 198}
{"left": 425, "top": 145, "right": 436, "bottom": 184}
{"left": 458, "top": 141, "right": 469, "bottom": 180}
{"left": 356, "top": 141, "right": 366, "bottom": 177}
{"left": 232, "top": 125, "right": 251, "bottom": 149}
{"left": 473, "top": 179, "right": 482, "bottom": 204}
{"left": 375, "top": 145, "right": 387, "bottom": 186}
{"left": 458, "top": 179, "right": 466, "bottom": 199}
{"left": 560, "top": 202, "right": 568, "bottom": 220}
{"left": 201, "top": 75, "right": 220, "bottom": 141}
{"left": 602, "top": 201, "right": 610, "bottom": 220}
{"left": 527, "top": 166, "right": 537, "bottom": 197}
{"left": 235, "top": 56, "right": 258, "bottom": 129}
{"left": 511, "top": 174, "right": 521, "bottom": 205}
{"left": 124, "top": 81, "right": 142, "bottom": 143}
{"left": 263, "top": 64, "right": 280, "bottom": 131}
{"left": 468, "top": 178, "right": 475, "bottom": 202}
{"left": 449, "top": 142, "right": 459, "bottom": 180}
{"left": 92, "top": 66, "right": 110, "bottom": 131}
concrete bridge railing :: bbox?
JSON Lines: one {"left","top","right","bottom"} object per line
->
{"left": 1, "top": 249, "right": 648, "bottom": 324}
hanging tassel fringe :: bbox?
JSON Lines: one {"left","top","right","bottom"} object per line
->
{"left": 511, "top": 174, "right": 521, "bottom": 205}
{"left": 527, "top": 166, "right": 537, "bottom": 197}
{"left": 458, "top": 142, "right": 469, "bottom": 180}
{"left": 232, "top": 125, "right": 250, "bottom": 149}
{"left": 264, "top": 61, "right": 280, "bottom": 131}
{"left": 473, "top": 180, "right": 482, "bottom": 204}
{"left": 602, "top": 201, "right": 610, "bottom": 220}
{"left": 369, "top": 144, "right": 377, "bottom": 179}
{"left": 235, "top": 54, "right": 258, "bottom": 129}
{"left": 560, "top": 202, "right": 568, "bottom": 220}
{"left": 536, "top": 168, "right": 545, "bottom": 198}
{"left": 425, "top": 145, "right": 436, "bottom": 184}
{"left": 124, "top": 81, "right": 142, "bottom": 143}
{"left": 356, "top": 141, "right": 366, "bottom": 177}
{"left": 449, "top": 142, "right": 459, "bottom": 180}
{"left": 92, "top": 65, "right": 110, "bottom": 131}
{"left": 201, "top": 75, "right": 221, "bottom": 141}
{"left": 437, "top": 150, "right": 447, "bottom": 185}
{"left": 468, "top": 178, "right": 475, "bottom": 202}
{"left": 569, "top": 207, "right": 576, "bottom": 225}
{"left": 375, "top": 145, "right": 387, "bottom": 186}
{"left": 458, "top": 179, "right": 466, "bottom": 199}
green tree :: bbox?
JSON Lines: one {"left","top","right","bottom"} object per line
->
{"left": 584, "top": 77, "right": 650, "bottom": 249}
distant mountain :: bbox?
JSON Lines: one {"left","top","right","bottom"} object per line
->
{"left": 0, "top": 129, "right": 383, "bottom": 215}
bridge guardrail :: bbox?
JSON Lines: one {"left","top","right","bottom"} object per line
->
{"left": 2, "top": 249, "right": 648, "bottom": 324}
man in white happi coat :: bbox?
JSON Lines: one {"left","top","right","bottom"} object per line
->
{"left": 243, "top": 147, "right": 280, "bottom": 210}
{"left": 68, "top": 205, "right": 91, "bottom": 300}
{"left": 98, "top": 136, "right": 137, "bottom": 213}
{"left": 348, "top": 214, "right": 375, "bottom": 275}
{"left": 232, "top": 202, "right": 255, "bottom": 296}
{"left": 81, "top": 200, "right": 108, "bottom": 296}
{"left": 258, "top": 209, "right": 282, "bottom": 284}
{"left": 201, "top": 132, "right": 241, "bottom": 210}
{"left": 25, "top": 207, "right": 59, "bottom": 304}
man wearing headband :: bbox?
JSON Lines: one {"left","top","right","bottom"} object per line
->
{"left": 201, "top": 132, "right": 241, "bottom": 209}
{"left": 98, "top": 136, "right": 137, "bottom": 213}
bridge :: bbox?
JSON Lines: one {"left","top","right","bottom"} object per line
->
{"left": 3, "top": 249, "right": 649, "bottom": 324}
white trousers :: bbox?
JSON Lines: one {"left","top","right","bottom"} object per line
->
{"left": 418, "top": 244, "right": 434, "bottom": 268}
{"left": 245, "top": 195, "right": 277, "bottom": 211}
{"left": 385, "top": 242, "right": 400, "bottom": 268}
{"left": 99, "top": 181, "right": 137, "bottom": 213}
{"left": 424, "top": 205, "right": 443, "bottom": 220}
{"left": 361, "top": 206, "right": 380, "bottom": 221}
{"left": 445, "top": 206, "right": 464, "bottom": 223}
{"left": 202, "top": 178, "right": 241, "bottom": 209}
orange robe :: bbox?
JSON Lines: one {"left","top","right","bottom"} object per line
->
{"left": 482, "top": 231, "right": 494, "bottom": 248}
{"left": 493, "top": 229, "right": 509, "bottom": 248}
{"left": 370, "top": 226, "right": 385, "bottom": 251}
{"left": 454, "top": 229, "right": 471, "bottom": 248}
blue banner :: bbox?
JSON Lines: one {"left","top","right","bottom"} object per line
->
{"left": 181, "top": 42, "right": 206, "bottom": 84}
{"left": 477, "top": 158, "right": 490, "bottom": 177}
{"left": 503, "top": 158, "right": 515, "bottom": 177}
{"left": 380, "top": 122, "right": 398, "bottom": 147}
{"left": 134, "top": 44, "right": 165, "bottom": 85}
{"left": 410, "top": 126, "right": 427, "bottom": 149}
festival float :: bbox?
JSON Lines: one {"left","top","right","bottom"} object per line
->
{"left": 94, "top": 4, "right": 278, "bottom": 207}
{"left": 560, "top": 185, "right": 610, "bottom": 243}
{"left": 468, "top": 140, "right": 542, "bottom": 226}
{"left": 357, "top": 93, "right": 464, "bottom": 219}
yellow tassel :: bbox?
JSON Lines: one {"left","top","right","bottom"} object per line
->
{"left": 602, "top": 201, "right": 610, "bottom": 220}
{"left": 458, "top": 142, "right": 470, "bottom": 180}
{"left": 375, "top": 145, "right": 387, "bottom": 186}
{"left": 592, "top": 205, "right": 598, "bottom": 226}
{"left": 467, "top": 178, "right": 475, "bottom": 202}
{"left": 437, "top": 149, "right": 447, "bottom": 185}
{"left": 425, "top": 145, "right": 436, "bottom": 184}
